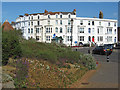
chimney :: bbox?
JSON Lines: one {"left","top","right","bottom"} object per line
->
{"left": 44, "top": 9, "right": 48, "bottom": 13}
{"left": 99, "top": 11, "right": 103, "bottom": 19}
{"left": 73, "top": 9, "right": 76, "bottom": 15}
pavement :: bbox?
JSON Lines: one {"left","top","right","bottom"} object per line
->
{"left": 72, "top": 47, "right": 119, "bottom": 88}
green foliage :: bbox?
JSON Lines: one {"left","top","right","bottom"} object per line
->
{"left": 79, "top": 54, "right": 96, "bottom": 70}
{"left": 2, "top": 30, "right": 22, "bottom": 65}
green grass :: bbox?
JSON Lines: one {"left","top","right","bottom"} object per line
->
{"left": 20, "top": 40, "right": 82, "bottom": 64}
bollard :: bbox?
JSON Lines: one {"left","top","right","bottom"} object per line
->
{"left": 76, "top": 49, "right": 77, "bottom": 51}
{"left": 88, "top": 50, "right": 90, "bottom": 54}
{"left": 96, "top": 61, "right": 98, "bottom": 67}
{"left": 107, "top": 55, "right": 109, "bottom": 62}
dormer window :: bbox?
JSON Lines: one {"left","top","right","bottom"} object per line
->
{"left": 80, "top": 20, "right": 83, "bottom": 25}
{"left": 108, "top": 22, "right": 110, "bottom": 26}
{"left": 38, "top": 16, "right": 40, "bottom": 19}
{"left": 114, "top": 22, "right": 116, "bottom": 27}
{"left": 60, "top": 14, "right": 62, "bottom": 18}
{"left": 48, "top": 15, "right": 50, "bottom": 19}
{"left": 68, "top": 14, "right": 71, "bottom": 18}
{"left": 31, "top": 16, "right": 33, "bottom": 20}
{"left": 56, "top": 14, "right": 58, "bottom": 18}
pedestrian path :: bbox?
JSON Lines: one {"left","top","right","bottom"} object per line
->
{"left": 81, "top": 62, "right": 118, "bottom": 88}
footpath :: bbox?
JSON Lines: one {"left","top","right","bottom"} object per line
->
{"left": 70, "top": 61, "right": 118, "bottom": 88}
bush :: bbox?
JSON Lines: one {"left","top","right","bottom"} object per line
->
{"left": 2, "top": 30, "right": 22, "bottom": 65}
{"left": 80, "top": 54, "right": 96, "bottom": 70}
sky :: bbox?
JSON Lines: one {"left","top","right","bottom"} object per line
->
{"left": 1, "top": 2, "right": 118, "bottom": 24}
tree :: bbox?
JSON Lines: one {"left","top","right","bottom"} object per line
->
{"left": 2, "top": 30, "right": 22, "bottom": 65}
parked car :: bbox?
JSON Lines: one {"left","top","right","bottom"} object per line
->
{"left": 104, "top": 44, "right": 114, "bottom": 49}
{"left": 92, "top": 46, "right": 112, "bottom": 55}
{"left": 78, "top": 42, "right": 84, "bottom": 46}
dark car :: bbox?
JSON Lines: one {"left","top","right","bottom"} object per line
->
{"left": 104, "top": 44, "right": 114, "bottom": 49}
{"left": 92, "top": 46, "right": 112, "bottom": 55}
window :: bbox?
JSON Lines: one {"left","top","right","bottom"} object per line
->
{"left": 38, "top": 16, "right": 40, "bottom": 19}
{"left": 48, "top": 15, "right": 50, "bottom": 19}
{"left": 99, "top": 21, "right": 101, "bottom": 25}
{"left": 31, "top": 16, "right": 33, "bottom": 20}
{"left": 88, "top": 21, "right": 90, "bottom": 25}
{"left": 78, "top": 27, "right": 84, "bottom": 33}
{"left": 98, "top": 28, "right": 99, "bottom": 34}
{"left": 60, "top": 27, "right": 62, "bottom": 33}
{"left": 60, "top": 14, "right": 62, "bottom": 18}
{"left": 46, "top": 27, "right": 51, "bottom": 33}
{"left": 80, "top": 20, "right": 83, "bottom": 25}
{"left": 56, "top": 20, "right": 58, "bottom": 25}
{"left": 67, "top": 27, "right": 71, "bottom": 33}
{"left": 92, "top": 21, "right": 94, "bottom": 25}
{"left": 46, "top": 36, "right": 50, "bottom": 41}
{"left": 28, "top": 28, "right": 30, "bottom": 33}
{"left": 107, "top": 36, "right": 112, "bottom": 42}
{"left": 31, "top": 22, "right": 33, "bottom": 26}
{"left": 114, "top": 37, "right": 116, "bottom": 43}
{"left": 31, "top": 28, "right": 33, "bottom": 33}
{"left": 88, "top": 28, "right": 91, "bottom": 33}
{"left": 68, "top": 14, "right": 71, "bottom": 18}
{"left": 60, "top": 20, "right": 62, "bottom": 25}
{"left": 51, "top": 28, "right": 52, "bottom": 33}
{"left": 49, "top": 28, "right": 50, "bottom": 33}
{"left": 29, "top": 17, "right": 30, "bottom": 20}
{"left": 38, "top": 21, "right": 40, "bottom": 25}
{"left": 107, "top": 28, "right": 112, "bottom": 34}
{"left": 36, "top": 28, "right": 39, "bottom": 33}
{"left": 97, "top": 36, "right": 99, "bottom": 42}
{"left": 97, "top": 36, "right": 103, "bottom": 42}
{"left": 55, "top": 27, "right": 58, "bottom": 33}
{"left": 88, "top": 36, "right": 91, "bottom": 42}
{"left": 108, "top": 22, "right": 110, "bottom": 26}
{"left": 48, "top": 20, "right": 50, "bottom": 24}
{"left": 46, "top": 28, "right": 48, "bottom": 33}
{"left": 78, "top": 36, "right": 84, "bottom": 41}
{"left": 114, "top": 29, "right": 116, "bottom": 34}
{"left": 92, "top": 28, "right": 94, "bottom": 34}
{"left": 67, "top": 36, "right": 72, "bottom": 41}
{"left": 68, "top": 20, "right": 71, "bottom": 25}
{"left": 56, "top": 14, "right": 58, "bottom": 18}
{"left": 36, "top": 36, "right": 39, "bottom": 40}
{"left": 114, "top": 22, "right": 116, "bottom": 27}
{"left": 100, "top": 36, "right": 103, "bottom": 41}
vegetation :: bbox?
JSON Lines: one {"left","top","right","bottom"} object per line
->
{"left": 2, "top": 30, "right": 22, "bottom": 65}
{"left": 2, "top": 29, "right": 96, "bottom": 88}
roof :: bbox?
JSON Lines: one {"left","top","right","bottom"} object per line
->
{"left": 19, "top": 9, "right": 76, "bottom": 17}
{"left": 1, "top": 20, "right": 14, "bottom": 31}
{"left": 76, "top": 17, "right": 117, "bottom": 22}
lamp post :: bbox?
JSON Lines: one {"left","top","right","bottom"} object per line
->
{"left": 71, "top": 19, "right": 73, "bottom": 47}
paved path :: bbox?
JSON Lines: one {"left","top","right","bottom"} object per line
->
{"left": 72, "top": 48, "right": 119, "bottom": 88}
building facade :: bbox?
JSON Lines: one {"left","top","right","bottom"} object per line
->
{"left": 13, "top": 9, "right": 118, "bottom": 46}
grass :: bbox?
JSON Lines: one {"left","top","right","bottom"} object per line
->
{"left": 20, "top": 39, "right": 82, "bottom": 65}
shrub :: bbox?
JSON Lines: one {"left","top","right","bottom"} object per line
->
{"left": 80, "top": 54, "right": 96, "bottom": 70}
{"left": 2, "top": 30, "right": 22, "bottom": 65}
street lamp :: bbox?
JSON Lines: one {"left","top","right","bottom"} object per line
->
{"left": 71, "top": 19, "right": 73, "bottom": 47}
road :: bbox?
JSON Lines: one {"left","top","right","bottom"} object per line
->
{"left": 73, "top": 47, "right": 119, "bottom": 88}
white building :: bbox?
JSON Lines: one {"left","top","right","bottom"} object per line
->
{"left": 13, "top": 9, "right": 118, "bottom": 46}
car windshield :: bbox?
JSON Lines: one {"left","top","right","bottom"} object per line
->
{"left": 104, "top": 46, "right": 111, "bottom": 49}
